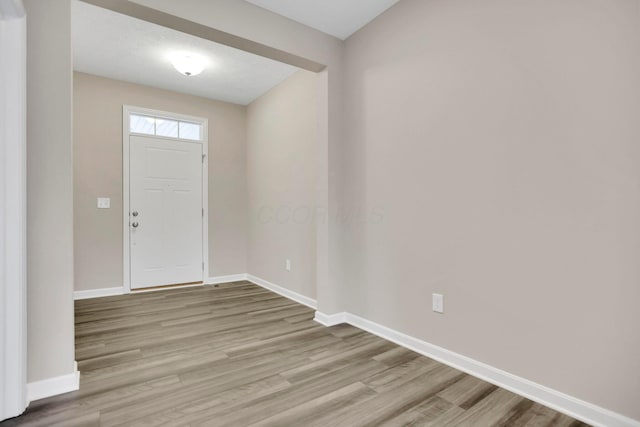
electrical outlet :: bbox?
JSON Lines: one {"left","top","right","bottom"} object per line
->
{"left": 432, "top": 293, "right": 444, "bottom": 313}
{"left": 285, "top": 259, "right": 291, "bottom": 271}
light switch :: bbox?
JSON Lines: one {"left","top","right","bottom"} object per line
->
{"left": 97, "top": 198, "right": 110, "bottom": 209}
{"left": 432, "top": 293, "right": 444, "bottom": 314}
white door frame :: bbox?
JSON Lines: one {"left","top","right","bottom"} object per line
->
{"left": 0, "top": 0, "right": 28, "bottom": 420}
{"left": 122, "top": 105, "right": 209, "bottom": 293}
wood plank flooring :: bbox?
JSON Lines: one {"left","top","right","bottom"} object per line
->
{"left": 2, "top": 281, "right": 590, "bottom": 426}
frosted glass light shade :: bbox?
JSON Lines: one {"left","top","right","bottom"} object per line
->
{"left": 171, "top": 54, "right": 205, "bottom": 76}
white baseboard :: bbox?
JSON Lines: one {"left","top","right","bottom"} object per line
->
{"left": 71, "top": 273, "right": 305, "bottom": 300}
{"left": 27, "top": 361, "right": 80, "bottom": 402}
{"left": 68, "top": 276, "right": 638, "bottom": 426}
{"left": 207, "top": 274, "right": 248, "bottom": 285}
{"left": 74, "top": 275, "right": 247, "bottom": 300}
{"left": 313, "top": 311, "right": 348, "bottom": 326}
{"left": 73, "top": 287, "right": 124, "bottom": 300}
{"left": 247, "top": 274, "right": 317, "bottom": 309}
{"left": 314, "top": 311, "right": 639, "bottom": 427}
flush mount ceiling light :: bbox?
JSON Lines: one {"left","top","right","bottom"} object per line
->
{"left": 170, "top": 53, "right": 205, "bottom": 77}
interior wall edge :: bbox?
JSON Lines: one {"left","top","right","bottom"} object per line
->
{"left": 0, "top": 5, "right": 28, "bottom": 421}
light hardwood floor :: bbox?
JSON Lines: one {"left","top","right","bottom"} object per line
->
{"left": 3, "top": 281, "right": 589, "bottom": 426}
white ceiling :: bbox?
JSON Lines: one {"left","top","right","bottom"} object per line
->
{"left": 72, "top": 1, "right": 299, "bottom": 105}
{"left": 244, "top": 0, "right": 401, "bottom": 40}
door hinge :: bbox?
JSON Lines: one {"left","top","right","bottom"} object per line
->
{"left": 202, "top": 154, "right": 206, "bottom": 163}
{"left": 202, "top": 262, "right": 204, "bottom": 271}
{"left": 202, "top": 208, "right": 204, "bottom": 217}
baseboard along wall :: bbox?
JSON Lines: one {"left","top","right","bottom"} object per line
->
{"left": 246, "top": 274, "right": 317, "bottom": 309}
{"left": 73, "top": 287, "right": 125, "bottom": 300}
{"left": 72, "top": 274, "right": 247, "bottom": 300}
{"left": 69, "top": 276, "right": 637, "bottom": 427}
{"left": 72, "top": 274, "right": 317, "bottom": 310}
{"left": 313, "top": 311, "right": 639, "bottom": 427}
{"left": 27, "top": 361, "right": 80, "bottom": 402}
{"left": 207, "top": 274, "right": 248, "bottom": 285}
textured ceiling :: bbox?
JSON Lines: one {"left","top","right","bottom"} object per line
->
{"left": 244, "top": 0, "right": 401, "bottom": 40}
{"left": 72, "top": 1, "right": 299, "bottom": 105}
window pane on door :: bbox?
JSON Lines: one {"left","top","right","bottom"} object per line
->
{"left": 179, "top": 121, "right": 201, "bottom": 140}
{"left": 156, "top": 119, "right": 178, "bottom": 138}
{"left": 130, "top": 115, "right": 155, "bottom": 135}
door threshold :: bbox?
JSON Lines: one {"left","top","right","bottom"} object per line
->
{"left": 131, "top": 281, "right": 204, "bottom": 292}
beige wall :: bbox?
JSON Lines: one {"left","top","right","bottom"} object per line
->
{"left": 25, "top": 0, "right": 76, "bottom": 382}
{"left": 247, "top": 70, "right": 319, "bottom": 299}
{"left": 73, "top": 72, "right": 247, "bottom": 291}
{"left": 28, "top": 0, "right": 639, "bottom": 421}
{"left": 129, "top": 0, "right": 345, "bottom": 315}
{"left": 342, "top": 0, "right": 640, "bottom": 420}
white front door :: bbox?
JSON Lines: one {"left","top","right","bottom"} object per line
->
{"left": 129, "top": 135, "right": 203, "bottom": 289}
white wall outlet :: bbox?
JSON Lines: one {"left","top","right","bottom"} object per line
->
{"left": 432, "top": 293, "right": 444, "bottom": 313}
{"left": 285, "top": 259, "right": 291, "bottom": 271}
{"left": 97, "top": 197, "right": 110, "bottom": 209}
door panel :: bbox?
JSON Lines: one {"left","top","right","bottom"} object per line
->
{"left": 130, "top": 136, "right": 203, "bottom": 289}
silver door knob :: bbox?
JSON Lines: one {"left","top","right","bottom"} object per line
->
{"left": 131, "top": 222, "right": 139, "bottom": 228}
{"left": 132, "top": 211, "right": 139, "bottom": 217}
